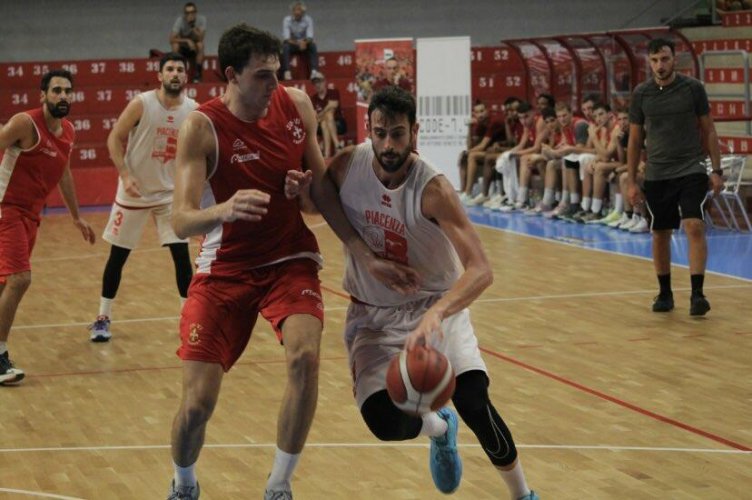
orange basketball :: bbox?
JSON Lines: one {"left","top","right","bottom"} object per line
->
{"left": 386, "top": 345, "right": 456, "bottom": 416}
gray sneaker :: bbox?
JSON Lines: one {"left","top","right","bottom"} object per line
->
{"left": 264, "top": 489, "right": 293, "bottom": 500}
{"left": 167, "top": 479, "right": 199, "bottom": 500}
{"left": 0, "top": 351, "right": 24, "bottom": 385}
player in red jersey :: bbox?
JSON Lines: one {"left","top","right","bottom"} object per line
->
{"left": 0, "top": 69, "right": 96, "bottom": 386}
{"left": 165, "top": 24, "right": 419, "bottom": 500}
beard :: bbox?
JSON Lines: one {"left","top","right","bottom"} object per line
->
{"left": 163, "top": 80, "right": 184, "bottom": 97}
{"left": 374, "top": 146, "right": 411, "bottom": 173}
{"left": 46, "top": 100, "right": 70, "bottom": 118}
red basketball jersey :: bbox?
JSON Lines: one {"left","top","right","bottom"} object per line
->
{"left": 194, "top": 87, "right": 320, "bottom": 275}
{"left": 0, "top": 107, "right": 75, "bottom": 220}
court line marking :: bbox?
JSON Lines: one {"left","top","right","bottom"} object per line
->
{"left": 479, "top": 346, "right": 752, "bottom": 452}
{"left": 12, "top": 283, "right": 751, "bottom": 332}
{"left": 0, "top": 442, "right": 748, "bottom": 455}
{"left": 0, "top": 488, "right": 85, "bottom": 500}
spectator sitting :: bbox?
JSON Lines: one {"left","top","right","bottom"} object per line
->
{"left": 459, "top": 101, "right": 508, "bottom": 206}
{"left": 309, "top": 73, "right": 346, "bottom": 158}
{"left": 372, "top": 57, "right": 414, "bottom": 94}
{"left": 281, "top": 1, "right": 323, "bottom": 80}
{"left": 169, "top": 2, "right": 205, "bottom": 83}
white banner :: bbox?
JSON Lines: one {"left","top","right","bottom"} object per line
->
{"left": 416, "top": 36, "right": 471, "bottom": 188}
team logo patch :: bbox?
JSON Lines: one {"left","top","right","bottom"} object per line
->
{"left": 188, "top": 322, "right": 203, "bottom": 345}
{"left": 381, "top": 194, "right": 392, "bottom": 208}
{"left": 230, "top": 138, "right": 260, "bottom": 164}
{"left": 286, "top": 118, "right": 306, "bottom": 145}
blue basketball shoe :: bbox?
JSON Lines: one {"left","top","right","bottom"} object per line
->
{"left": 429, "top": 407, "right": 462, "bottom": 493}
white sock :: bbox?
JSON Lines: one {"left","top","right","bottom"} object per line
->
{"left": 591, "top": 198, "right": 603, "bottom": 214}
{"left": 266, "top": 447, "right": 300, "bottom": 491}
{"left": 99, "top": 297, "right": 113, "bottom": 318}
{"left": 517, "top": 187, "right": 529, "bottom": 205}
{"left": 173, "top": 461, "right": 197, "bottom": 488}
{"left": 581, "top": 197, "right": 591, "bottom": 211}
{"left": 543, "top": 188, "right": 555, "bottom": 206}
{"left": 561, "top": 190, "right": 569, "bottom": 204}
{"left": 0, "top": 341, "right": 7, "bottom": 355}
{"left": 419, "top": 412, "right": 448, "bottom": 438}
{"left": 497, "top": 461, "right": 531, "bottom": 499}
{"left": 554, "top": 190, "right": 561, "bottom": 202}
{"left": 614, "top": 194, "right": 624, "bottom": 213}
{"left": 570, "top": 192, "right": 580, "bottom": 204}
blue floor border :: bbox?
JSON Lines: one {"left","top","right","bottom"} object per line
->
{"left": 466, "top": 206, "right": 752, "bottom": 282}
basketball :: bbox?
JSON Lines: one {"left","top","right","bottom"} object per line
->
{"left": 385, "top": 345, "right": 456, "bottom": 416}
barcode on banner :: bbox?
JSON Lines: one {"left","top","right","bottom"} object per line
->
{"left": 419, "top": 95, "right": 471, "bottom": 116}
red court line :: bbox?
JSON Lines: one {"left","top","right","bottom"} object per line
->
{"left": 479, "top": 347, "right": 751, "bottom": 451}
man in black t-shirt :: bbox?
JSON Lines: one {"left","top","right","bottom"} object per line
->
{"left": 627, "top": 38, "right": 723, "bottom": 316}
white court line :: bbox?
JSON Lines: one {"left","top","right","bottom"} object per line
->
{"left": 0, "top": 488, "right": 85, "bottom": 500}
{"left": 0, "top": 442, "right": 747, "bottom": 455}
{"left": 12, "top": 283, "right": 750, "bottom": 332}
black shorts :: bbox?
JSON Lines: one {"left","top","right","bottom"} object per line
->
{"left": 644, "top": 173, "right": 708, "bottom": 231}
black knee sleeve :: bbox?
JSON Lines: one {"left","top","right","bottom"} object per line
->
{"left": 101, "top": 245, "right": 131, "bottom": 299}
{"left": 452, "top": 370, "right": 518, "bottom": 467}
{"left": 564, "top": 159, "right": 580, "bottom": 170}
{"left": 167, "top": 243, "right": 193, "bottom": 298}
{"left": 360, "top": 390, "right": 422, "bottom": 442}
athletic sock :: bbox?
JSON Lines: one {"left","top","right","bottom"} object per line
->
{"left": 591, "top": 198, "right": 603, "bottom": 214}
{"left": 419, "top": 411, "right": 448, "bottom": 437}
{"left": 581, "top": 197, "right": 591, "bottom": 212}
{"left": 0, "top": 341, "right": 7, "bottom": 355}
{"left": 99, "top": 297, "right": 113, "bottom": 318}
{"left": 266, "top": 447, "right": 300, "bottom": 491}
{"left": 517, "top": 187, "right": 529, "bottom": 205}
{"left": 497, "top": 461, "right": 531, "bottom": 499}
{"left": 570, "top": 192, "right": 581, "bottom": 204}
{"left": 690, "top": 274, "right": 704, "bottom": 296}
{"left": 542, "top": 188, "right": 555, "bottom": 206}
{"left": 658, "top": 273, "right": 672, "bottom": 296}
{"left": 614, "top": 193, "right": 624, "bottom": 213}
{"left": 173, "top": 461, "right": 197, "bottom": 488}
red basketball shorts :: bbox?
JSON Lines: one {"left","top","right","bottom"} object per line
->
{"left": 177, "top": 258, "right": 324, "bottom": 371}
{"left": 0, "top": 210, "right": 39, "bottom": 283}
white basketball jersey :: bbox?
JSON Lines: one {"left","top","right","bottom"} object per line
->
{"left": 340, "top": 143, "right": 462, "bottom": 306}
{"left": 118, "top": 90, "right": 197, "bottom": 206}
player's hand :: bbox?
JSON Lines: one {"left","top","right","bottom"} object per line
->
{"left": 709, "top": 171, "right": 724, "bottom": 196}
{"left": 122, "top": 174, "right": 141, "bottom": 198}
{"left": 220, "top": 189, "right": 270, "bottom": 222}
{"left": 299, "top": 40, "right": 308, "bottom": 51}
{"left": 284, "top": 169, "right": 313, "bottom": 199}
{"left": 627, "top": 181, "right": 644, "bottom": 206}
{"left": 185, "top": 39, "right": 196, "bottom": 51}
{"left": 73, "top": 218, "right": 96, "bottom": 245}
{"left": 405, "top": 308, "right": 443, "bottom": 351}
{"left": 366, "top": 257, "right": 421, "bottom": 295}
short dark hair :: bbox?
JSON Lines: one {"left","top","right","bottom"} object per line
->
{"left": 184, "top": 2, "right": 197, "bottom": 10}
{"left": 40, "top": 69, "right": 73, "bottom": 91}
{"left": 541, "top": 107, "right": 556, "bottom": 120}
{"left": 504, "top": 96, "right": 521, "bottom": 106}
{"left": 368, "top": 86, "right": 416, "bottom": 128}
{"left": 648, "top": 38, "right": 675, "bottom": 55}
{"left": 593, "top": 101, "right": 611, "bottom": 113}
{"left": 537, "top": 93, "right": 555, "bottom": 108}
{"left": 583, "top": 94, "right": 600, "bottom": 104}
{"left": 218, "top": 23, "right": 281, "bottom": 78}
{"left": 516, "top": 101, "right": 533, "bottom": 114}
{"left": 159, "top": 52, "right": 188, "bottom": 71}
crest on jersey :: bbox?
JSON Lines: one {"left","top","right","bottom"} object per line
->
{"left": 286, "top": 118, "right": 306, "bottom": 145}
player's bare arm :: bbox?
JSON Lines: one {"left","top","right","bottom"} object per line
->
{"left": 626, "top": 123, "right": 645, "bottom": 205}
{"left": 699, "top": 114, "right": 723, "bottom": 195}
{"left": 289, "top": 86, "right": 421, "bottom": 294}
{"left": 57, "top": 161, "right": 96, "bottom": 244}
{"left": 171, "top": 111, "right": 270, "bottom": 239}
{"left": 107, "top": 96, "right": 144, "bottom": 197}
{"left": 406, "top": 175, "right": 493, "bottom": 350}
{"left": 0, "top": 113, "right": 35, "bottom": 150}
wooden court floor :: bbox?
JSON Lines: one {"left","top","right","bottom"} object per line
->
{"left": 0, "top": 211, "right": 750, "bottom": 499}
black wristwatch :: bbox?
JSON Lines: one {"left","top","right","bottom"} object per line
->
{"left": 711, "top": 169, "right": 723, "bottom": 176}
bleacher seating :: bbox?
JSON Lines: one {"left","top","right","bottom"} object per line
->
{"left": 1, "top": 21, "right": 750, "bottom": 214}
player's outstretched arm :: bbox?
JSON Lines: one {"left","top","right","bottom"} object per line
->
{"left": 171, "top": 112, "right": 270, "bottom": 239}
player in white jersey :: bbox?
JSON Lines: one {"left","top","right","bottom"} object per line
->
{"left": 321, "top": 87, "right": 539, "bottom": 499}
{"left": 88, "top": 53, "right": 198, "bottom": 342}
